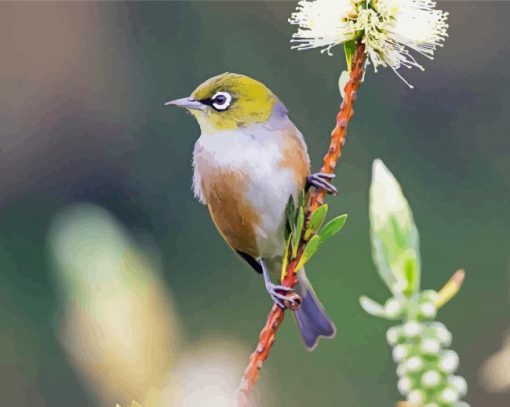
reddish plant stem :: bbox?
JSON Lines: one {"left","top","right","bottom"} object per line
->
{"left": 237, "top": 43, "right": 367, "bottom": 407}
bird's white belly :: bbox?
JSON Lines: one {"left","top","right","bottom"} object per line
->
{"left": 245, "top": 161, "right": 298, "bottom": 258}
{"left": 193, "top": 129, "right": 303, "bottom": 259}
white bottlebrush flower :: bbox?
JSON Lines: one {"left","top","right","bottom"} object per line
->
{"left": 289, "top": 0, "right": 357, "bottom": 54}
{"left": 289, "top": 0, "right": 449, "bottom": 86}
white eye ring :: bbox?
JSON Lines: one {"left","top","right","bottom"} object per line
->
{"left": 211, "top": 91, "right": 232, "bottom": 111}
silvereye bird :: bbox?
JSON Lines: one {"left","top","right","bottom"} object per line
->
{"left": 166, "top": 73, "right": 336, "bottom": 350}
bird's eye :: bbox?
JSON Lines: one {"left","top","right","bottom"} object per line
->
{"left": 211, "top": 91, "right": 232, "bottom": 111}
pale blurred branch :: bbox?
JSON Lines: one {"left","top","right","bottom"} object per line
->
{"left": 362, "top": 160, "right": 469, "bottom": 406}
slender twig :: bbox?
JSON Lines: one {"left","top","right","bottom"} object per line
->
{"left": 237, "top": 43, "right": 367, "bottom": 406}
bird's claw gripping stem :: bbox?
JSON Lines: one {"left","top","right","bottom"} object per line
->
{"left": 307, "top": 172, "right": 337, "bottom": 195}
{"left": 266, "top": 282, "right": 295, "bottom": 309}
{"left": 261, "top": 258, "right": 300, "bottom": 309}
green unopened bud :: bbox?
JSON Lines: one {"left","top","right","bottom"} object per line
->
{"left": 397, "top": 376, "right": 412, "bottom": 395}
{"left": 385, "top": 298, "right": 404, "bottom": 318}
{"left": 434, "top": 325, "right": 452, "bottom": 347}
{"left": 407, "top": 389, "right": 425, "bottom": 405}
{"left": 402, "top": 320, "right": 422, "bottom": 338}
{"left": 439, "top": 350, "right": 459, "bottom": 374}
{"left": 406, "top": 356, "right": 424, "bottom": 372}
{"left": 418, "top": 301, "right": 437, "bottom": 319}
{"left": 421, "top": 370, "right": 442, "bottom": 388}
{"left": 420, "top": 289, "right": 439, "bottom": 303}
{"left": 393, "top": 344, "right": 409, "bottom": 362}
{"left": 396, "top": 362, "right": 407, "bottom": 377}
{"left": 439, "top": 386, "right": 459, "bottom": 403}
{"left": 369, "top": 160, "right": 421, "bottom": 296}
{"left": 449, "top": 375, "right": 468, "bottom": 396}
{"left": 386, "top": 326, "right": 402, "bottom": 346}
{"left": 421, "top": 338, "right": 441, "bottom": 355}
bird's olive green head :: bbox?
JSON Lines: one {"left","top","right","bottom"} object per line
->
{"left": 166, "top": 73, "right": 278, "bottom": 133}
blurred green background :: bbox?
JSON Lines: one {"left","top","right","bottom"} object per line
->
{"left": 0, "top": 1, "right": 509, "bottom": 406}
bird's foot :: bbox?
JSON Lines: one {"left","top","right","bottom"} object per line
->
{"left": 265, "top": 282, "right": 300, "bottom": 309}
{"left": 307, "top": 172, "right": 337, "bottom": 195}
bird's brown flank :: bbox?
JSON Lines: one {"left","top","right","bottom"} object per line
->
{"left": 201, "top": 168, "right": 261, "bottom": 258}
{"left": 279, "top": 127, "right": 310, "bottom": 188}
{"left": 197, "top": 127, "right": 309, "bottom": 259}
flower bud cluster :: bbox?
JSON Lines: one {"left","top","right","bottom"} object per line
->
{"left": 385, "top": 291, "right": 468, "bottom": 406}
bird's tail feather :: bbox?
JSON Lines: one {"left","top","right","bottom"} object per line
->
{"left": 293, "top": 269, "right": 336, "bottom": 351}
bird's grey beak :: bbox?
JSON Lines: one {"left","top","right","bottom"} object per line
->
{"left": 164, "top": 97, "right": 204, "bottom": 110}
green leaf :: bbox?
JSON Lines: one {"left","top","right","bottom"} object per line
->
{"left": 305, "top": 204, "right": 328, "bottom": 239}
{"left": 285, "top": 195, "right": 295, "bottom": 240}
{"left": 287, "top": 194, "right": 295, "bottom": 219}
{"left": 369, "top": 159, "right": 421, "bottom": 297}
{"left": 298, "top": 189, "right": 306, "bottom": 212}
{"left": 292, "top": 206, "right": 305, "bottom": 257}
{"left": 344, "top": 40, "right": 356, "bottom": 71}
{"left": 319, "top": 214, "right": 348, "bottom": 243}
{"left": 296, "top": 235, "right": 321, "bottom": 270}
{"left": 280, "top": 235, "right": 292, "bottom": 281}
